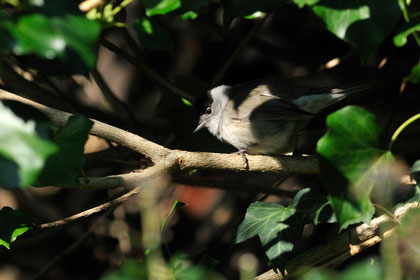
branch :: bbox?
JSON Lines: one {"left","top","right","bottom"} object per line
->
{"left": 212, "top": 15, "right": 267, "bottom": 86}
{"left": 91, "top": 68, "right": 139, "bottom": 127}
{"left": 0, "top": 89, "right": 169, "bottom": 162}
{"left": 255, "top": 201, "right": 420, "bottom": 280}
{"left": 39, "top": 181, "right": 144, "bottom": 229}
{"left": 100, "top": 38, "right": 195, "bottom": 101}
{"left": 30, "top": 208, "right": 113, "bottom": 280}
{"left": 0, "top": 89, "right": 319, "bottom": 177}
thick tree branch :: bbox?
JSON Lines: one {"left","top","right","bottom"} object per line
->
{"left": 255, "top": 201, "right": 420, "bottom": 280}
{"left": 0, "top": 89, "right": 319, "bottom": 176}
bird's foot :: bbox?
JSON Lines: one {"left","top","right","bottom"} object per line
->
{"left": 232, "top": 150, "right": 249, "bottom": 169}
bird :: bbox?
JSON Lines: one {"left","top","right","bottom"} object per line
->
{"left": 194, "top": 77, "right": 370, "bottom": 162}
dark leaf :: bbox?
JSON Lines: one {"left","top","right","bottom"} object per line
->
{"left": 37, "top": 115, "right": 93, "bottom": 186}
{"left": 135, "top": 17, "right": 174, "bottom": 52}
{"left": 235, "top": 188, "right": 324, "bottom": 273}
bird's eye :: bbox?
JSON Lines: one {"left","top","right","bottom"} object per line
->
{"left": 206, "top": 107, "right": 212, "bottom": 114}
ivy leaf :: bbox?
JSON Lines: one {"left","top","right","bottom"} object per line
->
{"left": 37, "top": 115, "right": 93, "bottom": 186}
{"left": 311, "top": 0, "right": 401, "bottom": 60}
{"left": 235, "top": 188, "right": 323, "bottom": 273}
{"left": 221, "top": 0, "right": 287, "bottom": 28}
{"left": 6, "top": 13, "right": 100, "bottom": 69}
{"left": 317, "top": 106, "right": 388, "bottom": 231}
{"left": 134, "top": 17, "right": 174, "bottom": 52}
{"left": 0, "top": 207, "right": 34, "bottom": 249}
{"left": 0, "top": 101, "right": 58, "bottom": 189}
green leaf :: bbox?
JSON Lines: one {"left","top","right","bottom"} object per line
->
{"left": 406, "top": 63, "right": 420, "bottom": 84}
{"left": 0, "top": 207, "right": 34, "bottom": 249}
{"left": 0, "top": 101, "right": 58, "bottom": 188}
{"left": 311, "top": 0, "right": 401, "bottom": 60}
{"left": 7, "top": 14, "right": 66, "bottom": 59}
{"left": 6, "top": 13, "right": 100, "bottom": 69}
{"left": 143, "top": 0, "right": 181, "bottom": 16}
{"left": 134, "top": 17, "right": 174, "bottom": 52}
{"left": 317, "top": 106, "right": 387, "bottom": 230}
{"left": 221, "top": 0, "right": 287, "bottom": 28}
{"left": 304, "top": 258, "right": 382, "bottom": 280}
{"left": 393, "top": 17, "right": 420, "bottom": 47}
{"left": 37, "top": 115, "right": 93, "bottom": 186}
{"left": 235, "top": 188, "right": 324, "bottom": 273}
{"left": 51, "top": 15, "right": 101, "bottom": 68}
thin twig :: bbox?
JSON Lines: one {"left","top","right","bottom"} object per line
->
{"left": 30, "top": 207, "right": 113, "bottom": 280}
{"left": 100, "top": 38, "right": 195, "bottom": 101}
{"left": 39, "top": 183, "right": 144, "bottom": 229}
{"left": 91, "top": 68, "right": 139, "bottom": 127}
{"left": 211, "top": 16, "right": 267, "bottom": 86}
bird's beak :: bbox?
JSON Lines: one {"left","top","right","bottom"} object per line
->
{"left": 193, "top": 121, "right": 206, "bottom": 134}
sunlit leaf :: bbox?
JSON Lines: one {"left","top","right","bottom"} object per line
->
{"left": 317, "top": 106, "right": 387, "bottom": 230}
{"left": 0, "top": 101, "right": 57, "bottom": 188}
{"left": 6, "top": 13, "right": 100, "bottom": 69}
{"left": 143, "top": 0, "right": 181, "bottom": 16}
{"left": 221, "top": 0, "right": 287, "bottom": 28}
{"left": 311, "top": 0, "right": 401, "bottom": 60}
{"left": 0, "top": 207, "right": 34, "bottom": 249}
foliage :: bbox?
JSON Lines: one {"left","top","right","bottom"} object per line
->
{"left": 0, "top": 0, "right": 420, "bottom": 279}
{"left": 0, "top": 101, "right": 57, "bottom": 188}
{"left": 235, "top": 188, "right": 327, "bottom": 273}
{"left": 0, "top": 206, "right": 34, "bottom": 249}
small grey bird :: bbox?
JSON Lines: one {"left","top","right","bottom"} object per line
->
{"left": 194, "top": 77, "right": 369, "bottom": 158}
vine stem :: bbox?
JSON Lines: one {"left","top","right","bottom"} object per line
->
{"left": 400, "top": 0, "right": 420, "bottom": 47}
{"left": 388, "top": 113, "right": 420, "bottom": 151}
{"left": 373, "top": 203, "right": 401, "bottom": 225}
